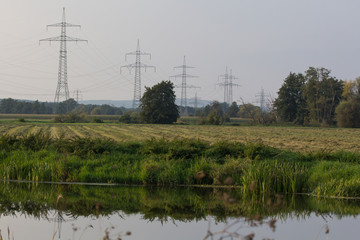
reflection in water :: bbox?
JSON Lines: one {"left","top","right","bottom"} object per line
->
{"left": 0, "top": 182, "right": 358, "bottom": 239}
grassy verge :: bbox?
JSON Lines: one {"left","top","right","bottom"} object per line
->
{"left": 0, "top": 132, "right": 360, "bottom": 197}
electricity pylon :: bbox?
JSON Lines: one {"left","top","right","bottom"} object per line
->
{"left": 189, "top": 92, "right": 200, "bottom": 109}
{"left": 218, "top": 67, "right": 240, "bottom": 104}
{"left": 121, "top": 40, "right": 156, "bottom": 109}
{"left": 228, "top": 69, "right": 240, "bottom": 103}
{"left": 255, "top": 87, "right": 270, "bottom": 111}
{"left": 40, "top": 8, "right": 87, "bottom": 103}
{"left": 73, "top": 89, "right": 82, "bottom": 102}
{"left": 170, "top": 56, "right": 198, "bottom": 116}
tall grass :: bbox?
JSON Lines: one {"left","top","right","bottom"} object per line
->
{"left": 0, "top": 133, "right": 360, "bottom": 197}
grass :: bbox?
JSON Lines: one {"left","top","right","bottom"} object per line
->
{"left": 0, "top": 133, "right": 360, "bottom": 197}
{"left": 0, "top": 121, "right": 360, "bottom": 152}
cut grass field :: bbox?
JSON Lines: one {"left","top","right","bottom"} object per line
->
{"left": 0, "top": 121, "right": 359, "bottom": 152}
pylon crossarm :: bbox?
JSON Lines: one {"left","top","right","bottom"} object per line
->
{"left": 120, "top": 65, "right": 132, "bottom": 74}
{"left": 188, "top": 74, "right": 199, "bottom": 78}
{"left": 125, "top": 52, "right": 151, "bottom": 61}
{"left": 169, "top": 74, "right": 182, "bottom": 79}
{"left": 174, "top": 65, "right": 195, "bottom": 69}
{"left": 39, "top": 36, "right": 87, "bottom": 43}
{"left": 47, "top": 23, "right": 81, "bottom": 29}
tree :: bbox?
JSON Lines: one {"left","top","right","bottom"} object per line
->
{"left": 226, "top": 102, "right": 240, "bottom": 118}
{"left": 336, "top": 77, "right": 360, "bottom": 128}
{"left": 90, "top": 107, "right": 101, "bottom": 115}
{"left": 140, "top": 81, "right": 179, "bottom": 124}
{"left": 274, "top": 73, "right": 306, "bottom": 123}
{"left": 207, "top": 101, "right": 225, "bottom": 125}
{"left": 275, "top": 67, "right": 343, "bottom": 125}
{"left": 303, "top": 67, "right": 343, "bottom": 125}
{"left": 55, "top": 98, "right": 78, "bottom": 114}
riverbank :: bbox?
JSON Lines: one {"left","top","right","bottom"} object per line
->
{"left": 1, "top": 132, "right": 360, "bottom": 197}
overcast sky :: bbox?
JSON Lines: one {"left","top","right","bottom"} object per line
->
{"left": 0, "top": 0, "right": 360, "bottom": 105}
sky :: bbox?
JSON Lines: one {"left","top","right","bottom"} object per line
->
{"left": 0, "top": 0, "right": 360, "bottom": 106}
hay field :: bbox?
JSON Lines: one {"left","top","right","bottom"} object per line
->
{"left": 0, "top": 122, "right": 359, "bottom": 152}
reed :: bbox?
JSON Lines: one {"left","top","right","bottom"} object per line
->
{"left": 0, "top": 133, "right": 360, "bottom": 197}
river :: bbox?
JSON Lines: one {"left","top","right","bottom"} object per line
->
{"left": 0, "top": 182, "right": 358, "bottom": 240}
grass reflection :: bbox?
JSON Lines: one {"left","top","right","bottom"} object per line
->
{"left": 0, "top": 182, "right": 359, "bottom": 223}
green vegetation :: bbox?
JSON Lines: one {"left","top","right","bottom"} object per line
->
{"left": 336, "top": 77, "right": 360, "bottom": 128}
{"left": 274, "top": 67, "right": 343, "bottom": 126}
{"left": 0, "top": 122, "right": 359, "bottom": 152}
{"left": 0, "top": 98, "right": 125, "bottom": 115}
{"left": 0, "top": 133, "right": 360, "bottom": 197}
{"left": 140, "top": 80, "right": 179, "bottom": 124}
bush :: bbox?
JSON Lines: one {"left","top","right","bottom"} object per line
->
{"left": 17, "top": 117, "right": 25, "bottom": 122}
{"left": 54, "top": 112, "right": 88, "bottom": 123}
{"left": 91, "top": 118, "right": 104, "bottom": 123}
{"left": 336, "top": 100, "right": 360, "bottom": 128}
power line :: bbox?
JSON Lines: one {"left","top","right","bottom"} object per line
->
{"left": 255, "top": 87, "right": 270, "bottom": 111}
{"left": 121, "top": 39, "right": 156, "bottom": 109}
{"left": 170, "top": 56, "right": 198, "bottom": 116}
{"left": 218, "top": 67, "right": 240, "bottom": 104}
{"left": 39, "top": 8, "right": 87, "bottom": 103}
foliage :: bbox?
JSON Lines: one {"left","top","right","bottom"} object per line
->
{"left": 54, "top": 112, "right": 89, "bottom": 123}
{"left": 226, "top": 102, "right": 240, "bottom": 117}
{"left": 238, "top": 103, "right": 261, "bottom": 119}
{"left": 0, "top": 98, "right": 125, "bottom": 116}
{"left": 140, "top": 80, "right": 179, "bottom": 124}
{"left": 1, "top": 133, "right": 360, "bottom": 197}
{"left": 335, "top": 100, "right": 360, "bottom": 128}
{"left": 303, "top": 67, "right": 343, "bottom": 125}
{"left": 336, "top": 78, "right": 360, "bottom": 128}
{"left": 119, "top": 111, "right": 140, "bottom": 124}
{"left": 274, "top": 72, "right": 307, "bottom": 123}
{"left": 200, "top": 101, "right": 226, "bottom": 125}
{"left": 274, "top": 67, "right": 344, "bottom": 126}
{"left": 90, "top": 118, "right": 104, "bottom": 123}
{"left": 17, "top": 117, "right": 25, "bottom": 122}
{"left": 0, "top": 98, "right": 53, "bottom": 114}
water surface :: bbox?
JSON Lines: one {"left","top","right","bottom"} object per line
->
{"left": 0, "top": 182, "right": 359, "bottom": 240}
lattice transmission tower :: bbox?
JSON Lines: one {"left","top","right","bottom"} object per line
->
{"left": 170, "top": 56, "right": 198, "bottom": 116}
{"left": 73, "top": 89, "right": 83, "bottom": 102}
{"left": 40, "top": 8, "right": 87, "bottom": 103}
{"left": 218, "top": 67, "right": 240, "bottom": 104}
{"left": 255, "top": 87, "right": 270, "bottom": 111}
{"left": 121, "top": 40, "right": 156, "bottom": 109}
{"left": 228, "top": 69, "right": 240, "bottom": 103}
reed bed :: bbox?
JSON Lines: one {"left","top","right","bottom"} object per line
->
{"left": 0, "top": 133, "right": 360, "bottom": 197}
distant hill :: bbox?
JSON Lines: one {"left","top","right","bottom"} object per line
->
{"left": 79, "top": 100, "right": 133, "bottom": 108}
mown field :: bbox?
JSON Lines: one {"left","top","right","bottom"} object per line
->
{"left": 0, "top": 121, "right": 359, "bottom": 152}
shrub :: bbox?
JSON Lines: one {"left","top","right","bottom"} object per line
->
{"left": 54, "top": 112, "right": 89, "bottom": 123}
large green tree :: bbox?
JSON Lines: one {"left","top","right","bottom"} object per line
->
{"left": 140, "top": 80, "right": 179, "bottom": 124}
{"left": 274, "top": 72, "right": 306, "bottom": 123}
{"left": 303, "top": 67, "right": 343, "bottom": 125}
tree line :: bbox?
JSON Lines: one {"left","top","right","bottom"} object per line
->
{"left": 0, "top": 98, "right": 125, "bottom": 115}
{"left": 1, "top": 66, "right": 360, "bottom": 127}
{"left": 274, "top": 67, "right": 360, "bottom": 127}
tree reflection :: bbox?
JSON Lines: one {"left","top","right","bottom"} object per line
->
{"left": 0, "top": 182, "right": 358, "bottom": 223}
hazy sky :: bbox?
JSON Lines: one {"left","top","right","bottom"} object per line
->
{"left": 1, "top": 0, "right": 360, "bottom": 105}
